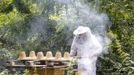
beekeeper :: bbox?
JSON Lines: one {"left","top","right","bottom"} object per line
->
{"left": 70, "top": 26, "right": 102, "bottom": 75}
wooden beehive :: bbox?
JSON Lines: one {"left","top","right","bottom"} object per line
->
{"left": 27, "top": 67, "right": 65, "bottom": 75}
{"left": 27, "top": 67, "right": 46, "bottom": 75}
{"left": 45, "top": 68, "right": 64, "bottom": 75}
{"left": 75, "top": 71, "right": 81, "bottom": 75}
{"left": 7, "top": 51, "right": 74, "bottom": 75}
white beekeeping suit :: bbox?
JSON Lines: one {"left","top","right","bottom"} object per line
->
{"left": 70, "top": 26, "right": 102, "bottom": 75}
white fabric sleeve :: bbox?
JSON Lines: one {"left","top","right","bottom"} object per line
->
{"left": 70, "top": 40, "right": 77, "bottom": 57}
{"left": 91, "top": 35, "right": 103, "bottom": 57}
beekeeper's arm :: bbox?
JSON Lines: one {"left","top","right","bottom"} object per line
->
{"left": 70, "top": 41, "right": 77, "bottom": 57}
{"left": 93, "top": 45, "right": 102, "bottom": 57}
{"left": 91, "top": 36, "right": 103, "bottom": 57}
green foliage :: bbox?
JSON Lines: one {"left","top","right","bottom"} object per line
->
{"left": 0, "top": 48, "right": 12, "bottom": 72}
{"left": 99, "top": 0, "right": 134, "bottom": 55}
{"left": 96, "top": 0, "right": 134, "bottom": 74}
{"left": 0, "top": 0, "right": 13, "bottom": 13}
{"left": 22, "top": 0, "right": 45, "bottom": 14}
{"left": 0, "top": 8, "right": 25, "bottom": 27}
{"left": 0, "top": 0, "right": 133, "bottom": 75}
{"left": 65, "top": 59, "right": 77, "bottom": 75}
{"left": 97, "top": 31, "right": 134, "bottom": 75}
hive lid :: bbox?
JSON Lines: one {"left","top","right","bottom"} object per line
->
{"left": 29, "top": 51, "right": 36, "bottom": 57}
{"left": 46, "top": 51, "right": 53, "bottom": 57}
{"left": 55, "top": 51, "right": 62, "bottom": 60}
{"left": 37, "top": 52, "right": 45, "bottom": 60}
{"left": 18, "top": 51, "right": 26, "bottom": 60}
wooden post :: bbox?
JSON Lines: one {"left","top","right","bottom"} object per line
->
{"left": 75, "top": 71, "right": 81, "bottom": 75}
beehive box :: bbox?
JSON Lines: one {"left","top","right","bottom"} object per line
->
{"left": 46, "top": 68, "right": 64, "bottom": 75}
{"left": 27, "top": 67, "right": 65, "bottom": 75}
{"left": 27, "top": 67, "right": 45, "bottom": 75}
{"left": 6, "top": 51, "right": 72, "bottom": 75}
{"left": 75, "top": 71, "right": 81, "bottom": 75}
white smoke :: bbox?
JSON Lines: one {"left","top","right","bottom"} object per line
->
{"left": 55, "top": 0, "right": 73, "bottom": 4}
{"left": 55, "top": 0, "right": 110, "bottom": 75}
{"left": 55, "top": 0, "right": 110, "bottom": 54}
{"left": 24, "top": 0, "right": 110, "bottom": 53}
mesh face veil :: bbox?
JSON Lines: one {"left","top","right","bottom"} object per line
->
{"left": 74, "top": 28, "right": 92, "bottom": 44}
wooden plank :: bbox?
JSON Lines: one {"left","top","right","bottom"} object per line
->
{"left": 6, "top": 65, "right": 46, "bottom": 68}
{"left": 17, "top": 58, "right": 71, "bottom": 62}
{"left": 6, "top": 65, "right": 67, "bottom": 68}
